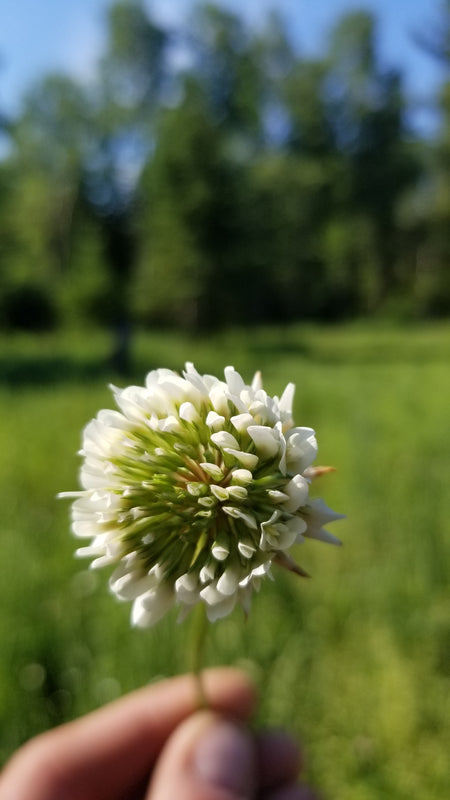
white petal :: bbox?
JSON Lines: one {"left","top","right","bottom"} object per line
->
{"left": 200, "top": 561, "right": 216, "bottom": 583}
{"left": 212, "top": 531, "right": 230, "bottom": 560}
{"left": 97, "top": 409, "right": 131, "bottom": 430}
{"left": 230, "top": 469, "right": 253, "bottom": 485}
{"left": 223, "top": 448, "right": 259, "bottom": 469}
{"left": 182, "top": 363, "right": 210, "bottom": 396}
{"left": 209, "top": 385, "right": 230, "bottom": 416}
{"left": 283, "top": 474, "right": 310, "bottom": 512}
{"left": 239, "top": 560, "right": 271, "bottom": 588}
{"left": 210, "top": 484, "right": 229, "bottom": 502}
{"left": 72, "top": 520, "right": 104, "bottom": 538}
{"left": 210, "top": 431, "right": 240, "bottom": 450}
{"left": 89, "top": 553, "right": 119, "bottom": 568}
{"left": 260, "top": 510, "right": 294, "bottom": 550}
{"left": 278, "top": 382, "right": 295, "bottom": 415}
{"left": 179, "top": 401, "right": 201, "bottom": 424}
{"left": 287, "top": 515, "right": 307, "bottom": 540}
{"left": 251, "top": 371, "right": 263, "bottom": 391}
{"left": 238, "top": 537, "right": 257, "bottom": 558}
{"left": 267, "top": 489, "right": 290, "bottom": 503}
{"left": 278, "top": 517, "right": 306, "bottom": 549}
{"left": 205, "top": 411, "right": 225, "bottom": 431}
{"left": 131, "top": 584, "right": 174, "bottom": 627}
{"left": 112, "top": 385, "right": 154, "bottom": 423}
{"left": 75, "top": 544, "right": 105, "bottom": 558}
{"left": 146, "top": 368, "right": 177, "bottom": 388}
{"left": 223, "top": 506, "right": 257, "bottom": 529}
{"left": 260, "top": 509, "right": 280, "bottom": 529}
{"left": 307, "top": 497, "right": 345, "bottom": 526}
{"left": 306, "top": 527, "right": 342, "bottom": 545}
{"left": 200, "top": 584, "right": 237, "bottom": 621}
{"left": 260, "top": 510, "right": 304, "bottom": 550}
{"left": 247, "top": 425, "right": 280, "bottom": 460}
{"left": 285, "top": 428, "right": 318, "bottom": 474}
{"left": 224, "top": 366, "right": 246, "bottom": 395}
{"left": 199, "top": 462, "right": 224, "bottom": 481}
{"left": 197, "top": 496, "right": 215, "bottom": 508}
{"left": 158, "top": 415, "right": 182, "bottom": 433}
{"left": 175, "top": 572, "right": 200, "bottom": 604}
{"left": 110, "top": 570, "right": 157, "bottom": 601}
{"left": 166, "top": 375, "right": 204, "bottom": 408}
{"left": 184, "top": 363, "right": 221, "bottom": 395}
{"left": 304, "top": 497, "right": 344, "bottom": 545}
{"left": 187, "top": 482, "right": 207, "bottom": 497}
{"left": 230, "top": 413, "right": 254, "bottom": 433}
{"left": 226, "top": 485, "right": 248, "bottom": 501}
{"left": 247, "top": 398, "right": 268, "bottom": 418}
{"left": 206, "top": 597, "right": 237, "bottom": 621}
{"left": 216, "top": 565, "right": 241, "bottom": 595}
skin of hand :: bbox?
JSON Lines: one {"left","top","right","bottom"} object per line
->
{"left": 0, "top": 667, "right": 318, "bottom": 800}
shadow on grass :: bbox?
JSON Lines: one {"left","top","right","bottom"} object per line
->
{"left": 0, "top": 354, "right": 142, "bottom": 387}
{"left": 1, "top": 323, "right": 449, "bottom": 388}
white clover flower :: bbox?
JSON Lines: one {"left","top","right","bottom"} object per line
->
{"left": 60, "top": 364, "right": 343, "bottom": 626}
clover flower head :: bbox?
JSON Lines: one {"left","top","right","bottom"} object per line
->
{"left": 60, "top": 364, "right": 343, "bottom": 626}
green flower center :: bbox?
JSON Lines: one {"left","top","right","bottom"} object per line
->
{"left": 107, "top": 409, "right": 287, "bottom": 581}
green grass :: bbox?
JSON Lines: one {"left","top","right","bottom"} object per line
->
{"left": 1, "top": 322, "right": 449, "bottom": 798}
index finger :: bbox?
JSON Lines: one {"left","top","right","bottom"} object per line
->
{"left": 0, "top": 668, "right": 256, "bottom": 800}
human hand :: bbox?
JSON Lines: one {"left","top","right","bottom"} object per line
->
{"left": 0, "top": 667, "right": 318, "bottom": 799}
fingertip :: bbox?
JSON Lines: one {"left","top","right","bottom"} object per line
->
{"left": 201, "top": 666, "right": 258, "bottom": 720}
{"left": 190, "top": 713, "right": 256, "bottom": 795}
{"left": 147, "top": 711, "right": 256, "bottom": 800}
{"left": 256, "top": 729, "right": 302, "bottom": 790}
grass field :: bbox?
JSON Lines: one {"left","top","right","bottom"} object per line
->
{"left": 0, "top": 322, "right": 449, "bottom": 798}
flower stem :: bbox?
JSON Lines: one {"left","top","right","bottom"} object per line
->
{"left": 190, "top": 602, "right": 208, "bottom": 708}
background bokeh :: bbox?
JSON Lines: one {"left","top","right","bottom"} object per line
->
{"left": 0, "top": 2, "right": 449, "bottom": 798}
{"left": 0, "top": 0, "right": 449, "bottom": 333}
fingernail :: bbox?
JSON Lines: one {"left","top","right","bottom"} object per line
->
{"left": 192, "top": 716, "right": 256, "bottom": 795}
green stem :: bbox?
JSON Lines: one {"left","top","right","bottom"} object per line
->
{"left": 190, "top": 602, "right": 208, "bottom": 709}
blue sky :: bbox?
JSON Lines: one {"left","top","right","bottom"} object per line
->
{"left": 0, "top": 0, "right": 446, "bottom": 133}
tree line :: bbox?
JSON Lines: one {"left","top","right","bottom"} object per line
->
{"left": 0, "top": 0, "right": 449, "bottom": 333}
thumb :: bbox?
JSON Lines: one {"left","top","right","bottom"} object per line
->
{"left": 147, "top": 710, "right": 257, "bottom": 800}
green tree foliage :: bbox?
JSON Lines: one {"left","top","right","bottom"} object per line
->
{"left": 133, "top": 79, "right": 251, "bottom": 329}
{"left": 0, "top": 75, "right": 95, "bottom": 328}
{"left": 417, "top": 82, "right": 450, "bottom": 314}
{"left": 80, "top": 0, "right": 171, "bottom": 335}
{"left": 325, "top": 14, "right": 421, "bottom": 310}
{"left": 187, "top": 3, "right": 265, "bottom": 146}
{"left": 0, "top": 0, "right": 448, "bottom": 331}
{"left": 400, "top": 0, "right": 450, "bottom": 316}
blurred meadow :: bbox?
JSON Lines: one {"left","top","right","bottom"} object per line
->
{"left": 1, "top": 0, "right": 450, "bottom": 797}
{"left": 0, "top": 322, "right": 449, "bottom": 799}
